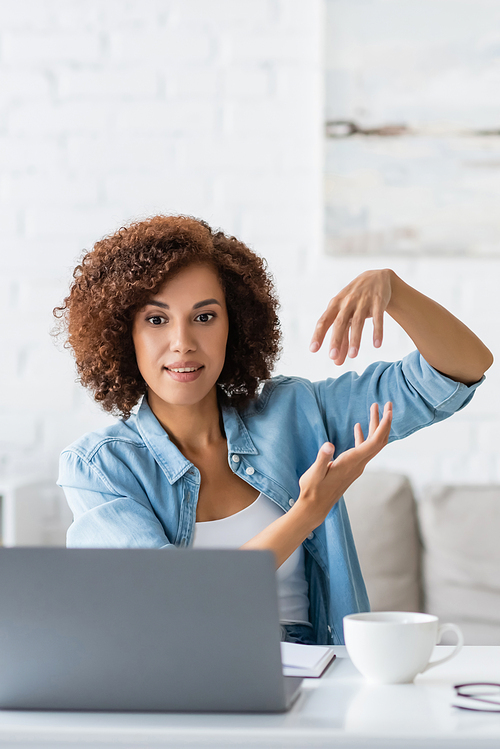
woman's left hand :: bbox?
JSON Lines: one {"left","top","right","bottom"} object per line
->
{"left": 309, "top": 269, "right": 392, "bottom": 365}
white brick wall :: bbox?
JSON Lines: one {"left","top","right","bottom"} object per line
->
{"left": 0, "top": 0, "right": 498, "bottom": 505}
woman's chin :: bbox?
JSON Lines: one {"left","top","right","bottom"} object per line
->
{"left": 148, "top": 382, "right": 218, "bottom": 409}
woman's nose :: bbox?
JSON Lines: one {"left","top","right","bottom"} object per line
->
{"left": 170, "top": 321, "right": 196, "bottom": 352}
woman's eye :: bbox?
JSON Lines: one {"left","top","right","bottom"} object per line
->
{"left": 146, "top": 313, "right": 215, "bottom": 326}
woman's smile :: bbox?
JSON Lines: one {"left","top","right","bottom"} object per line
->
{"left": 164, "top": 366, "right": 205, "bottom": 383}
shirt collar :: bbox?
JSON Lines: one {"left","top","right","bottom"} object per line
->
{"left": 134, "top": 393, "right": 258, "bottom": 485}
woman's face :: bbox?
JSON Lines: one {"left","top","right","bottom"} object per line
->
{"left": 132, "top": 263, "right": 229, "bottom": 408}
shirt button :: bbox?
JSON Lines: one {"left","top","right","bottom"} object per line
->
{"left": 327, "top": 625, "right": 332, "bottom": 634}
{"left": 245, "top": 466, "right": 255, "bottom": 475}
{"left": 231, "top": 455, "right": 240, "bottom": 463}
{"left": 307, "top": 532, "right": 314, "bottom": 540}
{"left": 288, "top": 498, "right": 295, "bottom": 507}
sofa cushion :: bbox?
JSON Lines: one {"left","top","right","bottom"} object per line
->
{"left": 418, "top": 485, "right": 500, "bottom": 645}
{"left": 343, "top": 471, "right": 422, "bottom": 612}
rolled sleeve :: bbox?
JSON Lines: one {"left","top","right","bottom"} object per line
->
{"left": 401, "top": 351, "right": 484, "bottom": 415}
{"left": 57, "top": 450, "right": 172, "bottom": 549}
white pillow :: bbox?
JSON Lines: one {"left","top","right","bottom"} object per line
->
{"left": 418, "top": 485, "right": 500, "bottom": 645}
{"left": 344, "top": 471, "right": 422, "bottom": 612}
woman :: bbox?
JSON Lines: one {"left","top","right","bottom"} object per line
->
{"left": 53, "top": 215, "right": 492, "bottom": 646}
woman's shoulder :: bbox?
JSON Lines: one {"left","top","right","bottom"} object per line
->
{"left": 241, "top": 373, "right": 322, "bottom": 417}
{"left": 60, "top": 414, "right": 144, "bottom": 463}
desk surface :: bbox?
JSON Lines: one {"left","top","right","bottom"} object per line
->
{"left": 1, "top": 646, "right": 499, "bottom": 748}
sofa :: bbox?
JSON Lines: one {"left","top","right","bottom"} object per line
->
{"left": 344, "top": 471, "right": 500, "bottom": 645}
{"left": 8, "top": 473, "right": 499, "bottom": 644}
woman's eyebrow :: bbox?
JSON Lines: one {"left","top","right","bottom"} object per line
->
{"left": 144, "top": 298, "right": 222, "bottom": 310}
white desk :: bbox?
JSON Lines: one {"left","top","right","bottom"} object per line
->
{"left": 0, "top": 646, "right": 499, "bottom": 748}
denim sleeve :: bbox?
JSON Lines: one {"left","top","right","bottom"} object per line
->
{"left": 312, "top": 350, "right": 484, "bottom": 455}
{"left": 57, "top": 449, "right": 172, "bottom": 549}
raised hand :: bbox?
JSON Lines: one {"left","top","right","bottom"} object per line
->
{"left": 297, "top": 402, "right": 393, "bottom": 530}
{"left": 309, "top": 269, "right": 392, "bottom": 366}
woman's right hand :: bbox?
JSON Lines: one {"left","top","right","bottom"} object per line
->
{"left": 297, "top": 402, "right": 393, "bottom": 529}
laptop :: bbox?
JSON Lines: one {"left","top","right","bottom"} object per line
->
{"left": 0, "top": 547, "right": 303, "bottom": 712}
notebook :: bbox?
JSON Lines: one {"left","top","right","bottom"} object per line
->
{"left": 0, "top": 547, "right": 303, "bottom": 712}
{"left": 281, "top": 642, "right": 337, "bottom": 677}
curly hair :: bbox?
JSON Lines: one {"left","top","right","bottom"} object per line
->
{"left": 52, "top": 215, "right": 283, "bottom": 419}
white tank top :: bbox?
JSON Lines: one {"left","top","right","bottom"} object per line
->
{"left": 192, "top": 492, "right": 310, "bottom": 625}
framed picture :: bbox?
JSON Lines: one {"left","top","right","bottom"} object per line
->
{"left": 325, "top": 0, "right": 500, "bottom": 256}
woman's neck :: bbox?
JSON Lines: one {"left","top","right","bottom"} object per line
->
{"left": 146, "top": 387, "right": 226, "bottom": 455}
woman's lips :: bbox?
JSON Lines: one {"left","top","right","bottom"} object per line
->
{"left": 164, "top": 366, "right": 204, "bottom": 383}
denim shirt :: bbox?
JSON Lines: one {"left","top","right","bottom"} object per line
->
{"left": 57, "top": 351, "right": 483, "bottom": 645}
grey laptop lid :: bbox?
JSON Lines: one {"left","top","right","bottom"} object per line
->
{"left": 0, "top": 548, "right": 303, "bottom": 712}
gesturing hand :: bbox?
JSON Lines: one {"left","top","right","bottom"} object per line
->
{"left": 297, "top": 402, "right": 393, "bottom": 530}
{"left": 309, "top": 269, "right": 392, "bottom": 366}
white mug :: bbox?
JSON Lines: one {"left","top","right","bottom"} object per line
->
{"left": 343, "top": 611, "right": 464, "bottom": 684}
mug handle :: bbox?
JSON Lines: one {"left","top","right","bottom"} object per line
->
{"left": 420, "top": 623, "right": 464, "bottom": 673}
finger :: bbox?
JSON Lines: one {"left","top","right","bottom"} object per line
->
{"left": 354, "top": 422, "right": 364, "bottom": 448}
{"left": 348, "top": 312, "right": 367, "bottom": 358}
{"left": 379, "top": 401, "right": 393, "bottom": 433}
{"left": 318, "top": 442, "right": 335, "bottom": 474}
{"left": 368, "top": 402, "right": 379, "bottom": 438}
{"left": 355, "top": 402, "right": 392, "bottom": 458}
{"left": 329, "top": 306, "right": 353, "bottom": 360}
{"left": 372, "top": 302, "right": 384, "bottom": 349}
{"left": 332, "top": 328, "right": 350, "bottom": 365}
{"left": 379, "top": 401, "right": 393, "bottom": 427}
{"left": 370, "top": 402, "right": 393, "bottom": 447}
{"left": 310, "top": 302, "right": 341, "bottom": 353}
{"left": 320, "top": 442, "right": 335, "bottom": 457}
